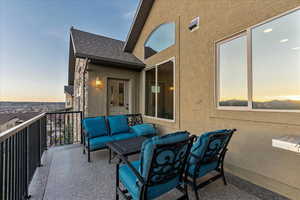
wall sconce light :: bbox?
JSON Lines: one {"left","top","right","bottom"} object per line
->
{"left": 95, "top": 77, "right": 104, "bottom": 89}
{"left": 169, "top": 86, "right": 174, "bottom": 91}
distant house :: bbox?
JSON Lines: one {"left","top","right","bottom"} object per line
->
{"left": 66, "top": 1, "right": 300, "bottom": 199}
{"left": 64, "top": 85, "right": 74, "bottom": 109}
{"left": 0, "top": 112, "right": 40, "bottom": 132}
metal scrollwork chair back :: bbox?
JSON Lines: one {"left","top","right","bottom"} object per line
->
{"left": 186, "top": 129, "right": 236, "bottom": 200}
{"left": 146, "top": 139, "right": 191, "bottom": 186}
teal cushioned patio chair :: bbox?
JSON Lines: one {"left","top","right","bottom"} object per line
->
{"left": 116, "top": 132, "right": 196, "bottom": 200}
{"left": 186, "top": 129, "right": 236, "bottom": 200}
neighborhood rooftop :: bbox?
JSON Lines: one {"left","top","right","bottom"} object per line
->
{"left": 64, "top": 85, "right": 74, "bottom": 96}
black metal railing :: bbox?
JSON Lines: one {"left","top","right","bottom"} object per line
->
{"left": 46, "top": 111, "right": 83, "bottom": 146}
{"left": 0, "top": 111, "right": 82, "bottom": 200}
{"left": 0, "top": 113, "right": 47, "bottom": 200}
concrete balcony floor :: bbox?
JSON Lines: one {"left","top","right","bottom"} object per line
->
{"left": 29, "top": 144, "right": 289, "bottom": 200}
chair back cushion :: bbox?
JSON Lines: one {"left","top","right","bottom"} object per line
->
{"left": 189, "top": 129, "right": 233, "bottom": 176}
{"left": 130, "top": 123, "right": 156, "bottom": 137}
{"left": 107, "top": 115, "right": 130, "bottom": 135}
{"left": 140, "top": 132, "right": 190, "bottom": 185}
{"left": 83, "top": 117, "right": 108, "bottom": 138}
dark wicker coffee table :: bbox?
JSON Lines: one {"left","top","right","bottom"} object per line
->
{"left": 107, "top": 136, "right": 148, "bottom": 163}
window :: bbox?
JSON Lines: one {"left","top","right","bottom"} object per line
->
{"left": 144, "top": 23, "right": 175, "bottom": 59}
{"left": 217, "top": 8, "right": 300, "bottom": 111}
{"left": 217, "top": 34, "right": 248, "bottom": 107}
{"left": 144, "top": 58, "right": 175, "bottom": 120}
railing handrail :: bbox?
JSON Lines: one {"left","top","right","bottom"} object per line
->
{"left": 46, "top": 111, "right": 82, "bottom": 114}
{"left": 0, "top": 112, "right": 46, "bottom": 142}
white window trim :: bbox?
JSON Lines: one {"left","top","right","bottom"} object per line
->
{"left": 215, "top": 7, "right": 300, "bottom": 113}
{"left": 143, "top": 57, "right": 176, "bottom": 122}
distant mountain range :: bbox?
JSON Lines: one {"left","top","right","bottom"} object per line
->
{"left": 219, "top": 99, "right": 300, "bottom": 110}
{"left": 0, "top": 101, "right": 65, "bottom": 114}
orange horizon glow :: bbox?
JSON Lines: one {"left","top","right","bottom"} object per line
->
{"left": 220, "top": 95, "right": 300, "bottom": 102}
{"left": 0, "top": 96, "right": 65, "bottom": 103}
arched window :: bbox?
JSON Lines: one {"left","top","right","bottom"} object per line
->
{"left": 144, "top": 22, "right": 175, "bottom": 59}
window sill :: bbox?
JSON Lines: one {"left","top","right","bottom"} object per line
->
{"left": 217, "top": 106, "right": 300, "bottom": 113}
{"left": 143, "top": 115, "right": 176, "bottom": 123}
{"left": 211, "top": 107, "right": 300, "bottom": 126}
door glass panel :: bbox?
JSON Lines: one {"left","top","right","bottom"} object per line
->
{"left": 119, "top": 82, "right": 124, "bottom": 106}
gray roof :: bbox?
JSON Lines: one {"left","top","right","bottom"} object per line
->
{"left": 0, "top": 112, "right": 40, "bottom": 125}
{"left": 0, "top": 114, "right": 18, "bottom": 125}
{"left": 64, "top": 85, "right": 74, "bottom": 96}
{"left": 123, "top": 0, "right": 155, "bottom": 52}
{"left": 70, "top": 28, "right": 144, "bottom": 68}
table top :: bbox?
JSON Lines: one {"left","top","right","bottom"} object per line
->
{"left": 107, "top": 136, "right": 148, "bottom": 157}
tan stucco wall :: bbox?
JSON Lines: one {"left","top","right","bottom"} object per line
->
{"left": 86, "top": 63, "right": 141, "bottom": 117}
{"left": 132, "top": 0, "right": 300, "bottom": 199}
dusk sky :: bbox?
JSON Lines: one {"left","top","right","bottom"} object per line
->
{"left": 0, "top": 0, "right": 139, "bottom": 102}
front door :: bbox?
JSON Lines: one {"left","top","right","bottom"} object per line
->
{"left": 107, "top": 79, "right": 130, "bottom": 115}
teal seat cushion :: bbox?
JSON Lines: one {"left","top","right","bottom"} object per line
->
{"left": 140, "top": 132, "right": 189, "bottom": 180}
{"left": 107, "top": 115, "right": 130, "bottom": 135}
{"left": 119, "top": 161, "right": 140, "bottom": 200}
{"left": 188, "top": 129, "right": 229, "bottom": 178}
{"left": 188, "top": 161, "right": 219, "bottom": 178}
{"left": 131, "top": 123, "right": 156, "bottom": 137}
{"left": 111, "top": 132, "right": 137, "bottom": 141}
{"left": 119, "top": 161, "right": 182, "bottom": 200}
{"left": 83, "top": 117, "right": 108, "bottom": 138}
{"left": 189, "top": 129, "right": 227, "bottom": 163}
{"left": 87, "top": 136, "right": 113, "bottom": 150}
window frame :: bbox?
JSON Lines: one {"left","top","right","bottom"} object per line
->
{"left": 216, "top": 7, "right": 300, "bottom": 112}
{"left": 143, "top": 57, "right": 176, "bottom": 122}
{"left": 144, "top": 22, "right": 176, "bottom": 60}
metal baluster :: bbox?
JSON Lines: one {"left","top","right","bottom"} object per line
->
{"left": 16, "top": 132, "right": 20, "bottom": 200}
{"left": 24, "top": 127, "right": 30, "bottom": 199}
{"left": 67, "top": 114, "right": 70, "bottom": 144}
{"left": 80, "top": 111, "right": 83, "bottom": 144}
{"left": 76, "top": 112, "right": 78, "bottom": 143}
{"left": 0, "top": 141, "right": 3, "bottom": 200}
{"left": 72, "top": 112, "right": 74, "bottom": 144}
{"left": 49, "top": 114, "right": 53, "bottom": 146}
{"left": 4, "top": 139, "right": 8, "bottom": 200}
{"left": 54, "top": 114, "right": 57, "bottom": 146}
{"left": 21, "top": 129, "right": 25, "bottom": 199}
{"left": 9, "top": 137, "right": 12, "bottom": 200}
{"left": 12, "top": 135, "right": 16, "bottom": 200}
{"left": 59, "top": 114, "right": 62, "bottom": 145}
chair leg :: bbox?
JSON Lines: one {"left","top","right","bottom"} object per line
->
{"left": 88, "top": 149, "right": 91, "bottom": 162}
{"left": 116, "top": 163, "right": 119, "bottom": 200}
{"left": 193, "top": 181, "right": 199, "bottom": 200}
{"left": 108, "top": 148, "right": 111, "bottom": 164}
{"left": 184, "top": 183, "right": 189, "bottom": 200}
{"left": 222, "top": 171, "right": 227, "bottom": 185}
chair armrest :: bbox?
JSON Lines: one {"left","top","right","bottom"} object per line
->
{"left": 117, "top": 153, "right": 145, "bottom": 185}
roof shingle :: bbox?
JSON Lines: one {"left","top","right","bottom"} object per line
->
{"left": 70, "top": 28, "right": 144, "bottom": 68}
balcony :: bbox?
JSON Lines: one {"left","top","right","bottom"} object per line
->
{"left": 0, "top": 112, "right": 289, "bottom": 200}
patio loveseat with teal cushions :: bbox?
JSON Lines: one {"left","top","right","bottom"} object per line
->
{"left": 82, "top": 114, "right": 157, "bottom": 162}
